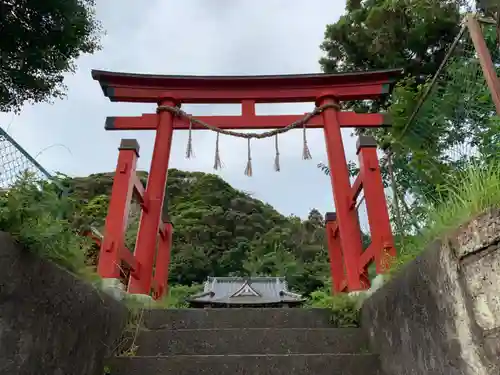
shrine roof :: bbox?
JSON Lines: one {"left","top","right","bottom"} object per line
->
{"left": 91, "top": 68, "right": 403, "bottom": 103}
{"left": 187, "top": 276, "right": 305, "bottom": 306}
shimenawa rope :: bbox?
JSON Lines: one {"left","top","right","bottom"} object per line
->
{"left": 157, "top": 102, "right": 340, "bottom": 175}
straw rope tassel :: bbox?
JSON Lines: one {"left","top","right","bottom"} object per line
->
{"left": 213, "top": 132, "right": 222, "bottom": 170}
{"left": 185, "top": 118, "right": 194, "bottom": 159}
{"left": 274, "top": 134, "right": 280, "bottom": 172}
{"left": 244, "top": 138, "right": 253, "bottom": 177}
{"left": 302, "top": 122, "right": 312, "bottom": 160}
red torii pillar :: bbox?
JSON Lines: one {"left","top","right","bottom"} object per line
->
{"left": 92, "top": 69, "right": 402, "bottom": 296}
{"left": 325, "top": 135, "right": 396, "bottom": 293}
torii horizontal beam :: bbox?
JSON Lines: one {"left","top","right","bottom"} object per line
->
{"left": 91, "top": 69, "right": 403, "bottom": 104}
{"left": 104, "top": 112, "right": 390, "bottom": 131}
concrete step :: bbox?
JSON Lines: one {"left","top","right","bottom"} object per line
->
{"left": 132, "top": 328, "right": 368, "bottom": 356}
{"left": 110, "top": 354, "right": 382, "bottom": 375}
{"left": 141, "top": 308, "right": 335, "bottom": 330}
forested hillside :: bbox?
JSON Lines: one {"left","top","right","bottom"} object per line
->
{"left": 66, "top": 169, "right": 340, "bottom": 296}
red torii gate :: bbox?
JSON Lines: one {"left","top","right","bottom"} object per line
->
{"left": 92, "top": 69, "right": 401, "bottom": 299}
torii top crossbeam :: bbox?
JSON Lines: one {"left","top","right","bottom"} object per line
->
{"left": 91, "top": 69, "right": 402, "bottom": 131}
{"left": 92, "top": 69, "right": 402, "bottom": 103}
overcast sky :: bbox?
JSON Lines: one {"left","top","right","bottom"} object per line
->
{"left": 0, "top": 0, "right": 373, "bottom": 227}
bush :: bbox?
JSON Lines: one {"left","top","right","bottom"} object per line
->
{"left": 124, "top": 283, "right": 204, "bottom": 309}
{"left": 0, "top": 174, "right": 92, "bottom": 275}
{"left": 151, "top": 284, "right": 203, "bottom": 308}
{"left": 305, "top": 286, "right": 361, "bottom": 327}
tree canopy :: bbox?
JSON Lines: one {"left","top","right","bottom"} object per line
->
{"left": 319, "top": 0, "right": 465, "bottom": 80}
{"left": 0, "top": 0, "right": 102, "bottom": 112}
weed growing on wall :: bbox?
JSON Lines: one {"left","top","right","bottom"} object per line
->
{"left": 155, "top": 283, "right": 204, "bottom": 308}
{"left": 0, "top": 173, "right": 93, "bottom": 275}
{"left": 394, "top": 160, "right": 500, "bottom": 272}
{"left": 305, "top": 286, "right": 361, "bottom": 327}
{"left": 122, "top": 283, "right": 204, "bottom": 310}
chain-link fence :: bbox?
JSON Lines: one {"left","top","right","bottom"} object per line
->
{"left": 381, "top": 16, "right": 500, "bottom": 235}
{"left": 0, "top": 127, "right": 61, "bottom": 190}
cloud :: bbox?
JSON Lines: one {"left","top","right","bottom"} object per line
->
{"left": 0, "top": 0, "right": 377, "bottom": 225}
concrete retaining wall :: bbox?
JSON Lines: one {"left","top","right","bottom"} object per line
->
{"left": 0, "top": 232, "right": 128, "bottom": 375}
{"left": 362, "top": 209, "right": 500, "bottom": 375}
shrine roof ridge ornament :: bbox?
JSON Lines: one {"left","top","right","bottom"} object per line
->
{"left": 91, "top": 68, "right": 403, "bottom": 104}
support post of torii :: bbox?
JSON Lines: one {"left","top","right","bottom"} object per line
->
{"left": 92, "top": 69, "right": 402, "bottom": 297}
{"left": 318, "top": 96, "right": 365, "bottom": 290}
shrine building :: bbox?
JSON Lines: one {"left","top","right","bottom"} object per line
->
{"left": 187, "top": 277, "right": 305, "bottom": 308}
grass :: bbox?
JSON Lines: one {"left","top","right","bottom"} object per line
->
{"left": 393, "top": 159, "right": 500, "bottom": 272}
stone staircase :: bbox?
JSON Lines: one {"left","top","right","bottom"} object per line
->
{"left": 110, "top": 308, "right": 383, "bottom": 375}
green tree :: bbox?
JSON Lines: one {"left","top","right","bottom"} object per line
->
{"left": 320, "top": 0, "right": 465, "bottom": 81}
{"left": 477, "top": 0, "right": 500, "bottom": 45}
{"left": 318, "top": 1, "right": 499, "bottom": 225}
{"left": 0, "top": 0, "right": 102, "bottom": 112}
{"left": 387, "top": 57, "right": 500, "bottom": 208}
